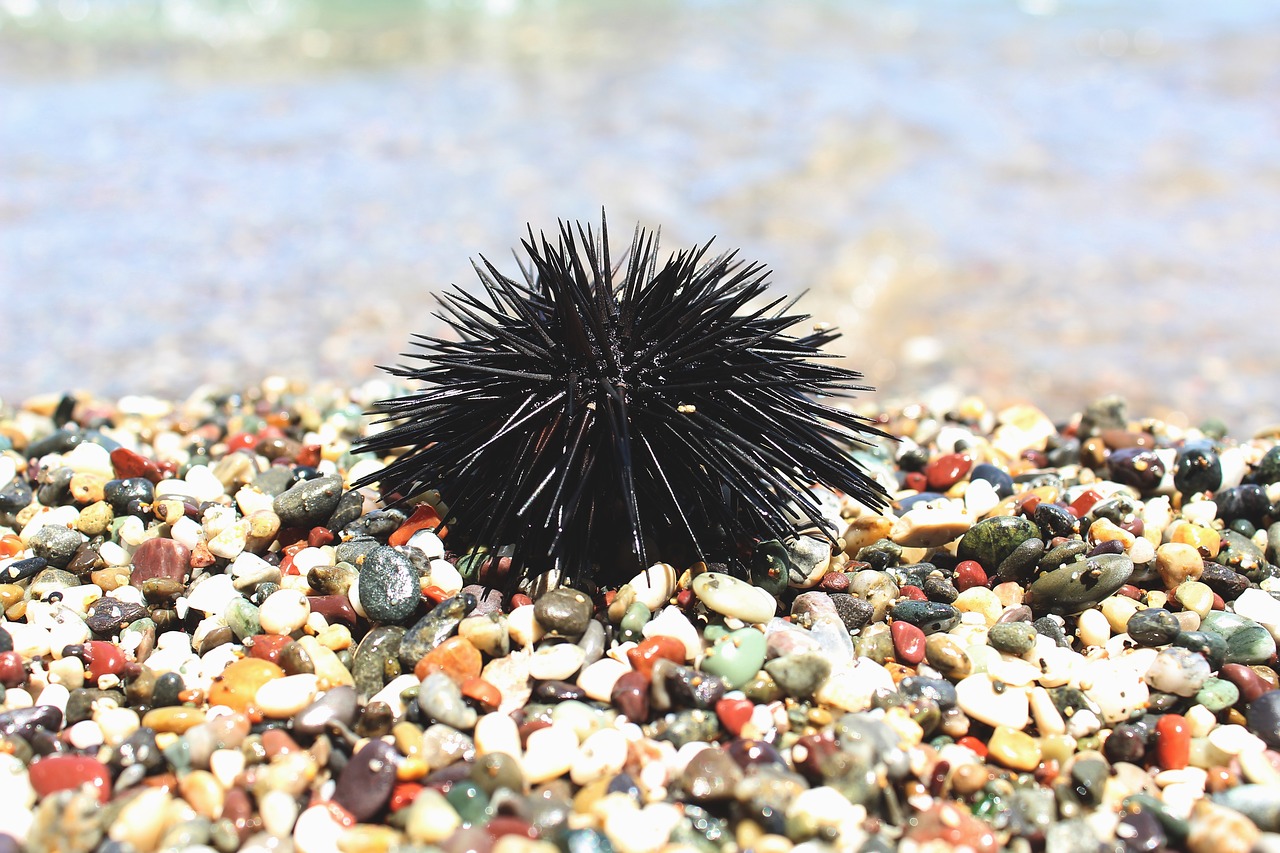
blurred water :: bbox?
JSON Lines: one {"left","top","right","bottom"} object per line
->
{"left": 2, "top": 0, "right": 1279, "bottom": 432}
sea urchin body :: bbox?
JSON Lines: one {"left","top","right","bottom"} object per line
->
{"left": 355, "top": 216, "right": 889, "bottom": 589}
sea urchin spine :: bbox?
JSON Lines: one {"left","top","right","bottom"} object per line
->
{"left": 355, "top": 215, "right": 889, "bottom": 589}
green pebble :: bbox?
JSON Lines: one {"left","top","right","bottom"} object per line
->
{"left": 750, "top": 539, "right": 792, "bottom": 597}
{"left": 699, "top": 627, "right": 767, "bottom": 690}
{"left": 1195, "top": 677, "right": 1240, "bottom": 712}
{"left": 988, "top": 622, "right": 1038, "bottom": 655}
{"left": 444, "top": 780, "right": 491, "bottom": 826}
{"left": 224, "top": 598, "right": 261, "bottom": 642}
{"left": 619, "top": 601, "right": 651, "bottom": 643}
{"left": 1222, "top": 622, "right": 1278, "bottom": 665}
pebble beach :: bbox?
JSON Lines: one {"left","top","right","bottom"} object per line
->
{"left": 2, "top": 379, "right": 1280, "bottom": 853}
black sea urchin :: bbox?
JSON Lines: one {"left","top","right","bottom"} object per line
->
{"left": 355, "top": 216, "right": 889, "bottom": 589}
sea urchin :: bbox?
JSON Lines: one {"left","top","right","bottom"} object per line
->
{"left": 355, "top": 216, "right": 889, "bottom": 589}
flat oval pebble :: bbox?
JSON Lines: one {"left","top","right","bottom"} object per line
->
{"left": 691, "top": 572, "right": 777, "bottom": 624}
{"left": 1029, "top": 553, "right": 1133, "bottom": 615}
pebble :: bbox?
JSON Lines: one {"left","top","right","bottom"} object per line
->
{"left": 7, "top": 386, "right": 1280, "bottom": 853}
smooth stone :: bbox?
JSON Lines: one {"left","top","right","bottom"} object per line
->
{"left": 889, "top": 504, "right": 972, "bottom": 548}
{"left": 763, "top": 651, "right": 831, "bottom": 701}
{"left": 890, "top": 620, "right": 925, "bottom": 665}
{"left": 534, "top": 588, "right": 594, "bottom": 637}
{"left": 359, "top": 546, "right": 421, "bottom": 626}
{"left": 1145, "top": 647, "right": 1212, "bottom": 697}
{"left": 415, "top": 635, "right": 483, "bottom": 683}
{"left": 28, "top": 754, "right": 112, "bottom": 803}
{"left": 529, "top": 643, "right": 588, "bottom": 681}
{"left": 255, "top": 673, "right": 319, "bottom": 718}
{"left": 986, "top": 725, "right": 1042, "bottom": 771}
{"left": 699, "top": 627, "right": 767, "bottom": 690}
{"left": 255, "top": 588, "right": 310, "bottom": 638}
{"left": 691, "top": 572, "right": 777, "bottom": 624}
{"left": 988, "top": 622, "right": 1037, "bottom": 655}
{"left": 925, "top": 633, "right": 972, "bottom": 681}
{"left": 955, "top": 515, "right": 1041, "bottom": 573}
{"left": 1175, "top": 446, "right": 1222, "bottom": 495}
{"left": 333, "top": 738, "right": 399, "bottom": 822}
{"left": 1248, "top": 691, "right": 1280, "bottom": 749}
{"left": 417, "top": 671, "right": 477, "bottom": 730}
{"left": 1028, "top": 553, "right": 1133, "bottom": 615}
{"left": 207, "top": 658, "right": 285, "bottom": 712}
{"left": 522, "top": 723, "right": 578, "bottom": 784}
{"left": 458, "top": 614, "right": 511, "bottom": 659}
{"left": 681, "top": 746, "right": 743, "bottom": 802}
{"left": 272, "top": 474, "right": 343, "bottom": 528}
{"left": 1127, "top": 608, "right": 1182, "bottom": 647}
{"left": 1195, "top": 677, "right": 1239, "bottom": 712}
{"left": 955, "top": 673, "right": 1029, "bottom": 729}
{"left": 889, "top": 600, "right": 960, "bottom": 634}
{"left": 293, "top": 684, "right": 358, "bottom": 736}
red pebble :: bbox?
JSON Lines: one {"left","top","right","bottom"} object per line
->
{"left": 246, "top": 634, "right": 292, "bottom": 664}
{"left": 900, "top": 585, "right": 927, "bottom": 602}
{"left": 1156, "top": 713, "right": 1191, "bottom": 770}
{"left": 484, "top": 816, "right": 537, "bottom": 841}
{"left": 904, "top": 471, "right": 928, "bottom": 492}
{"left": 79, "top": 640, "right": 126, "bottom": 682}
{"left": 0, "top": 534, "right": 23, "bottom": 558}
{"left": 1221, "top": 664, "right": 1271, "bottom": 704}
{"left": 422, "top": 585, "right": 451, "bottom": 604}
{"left": 891, "top": 620, "right": 926, "bottom": 665}
{"left": 627, "top": 636, "right": 687, "bottom": 677}
{"left": 1069, "top": 489, "right": 1103, "bottom": 517}
{"left": 1116, "top": 585, "right": 1143, "bottom": 601}
{"left": 296, "top": 443, "right": 322, "bottom": 467}
{"left": 0, "top": 651, "right": 26, "bottom": 687}
{"left": 307, "top": 526, "right": 335, "bottom": 548}
{"left": 676, "top": 588, "right": 696, "bottom": 609}
{"left": 225, "top": 432, "right": 258, "bottom": 453}
{"left": 903, "top": 801, "right": 998, "bottom": 853}
{"left": 389, "top": 504, "right": 444, "bottom": 547}
{"left": 509, "top": 593, "right": 533, "bottom": 609}
{"left": 926, "top": 452, "right": 973, "bottom": 491}
{"left": 715, "top": 697, "right": 755, "bottom": 737}
{"left": 389, "top": 782, "right": 424, "bottom": 812}
{"left": 1015, "top": 493, "right": 1042, "bottom": 516}
{"left": 109, "top": 447, "right": 164, "bottom": 483}
{"left": 28, "top": 755, "right": 112, "bottom": 803}
{"left": 1212, "top": 593, "right": 1226, "bottom": 611}
{"left": 954, "top": 560, "right": 987, "bottom": 591}
{"left": 956, "top": 735, "right": 988, "bottom": 759}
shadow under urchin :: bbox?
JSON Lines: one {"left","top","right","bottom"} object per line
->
{"left": 354, "top": 214, "right": 890, "bottom": 590}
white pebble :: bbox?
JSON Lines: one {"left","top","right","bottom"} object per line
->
{"left": 96, "top": 705, "right": 141, "bottom": 747}
{"left": 99, "top": 540, "right": 130, "bottom": 567}
{"left": 293, "top": 804, "right": 345, "bottom": 853}
{"left": 507, "top": 605, "right": 545, "bottom": 649}
{"left": 19, "top": 505, "right": 80, "bottom": 540}
{"left": 67, "top": 719, "right": 104, "bottom": 750}
{"left": 184, "top": 574, "right": 240, "bottom": 618}
{"left": 235, "top": 486, "right": 275, "bottom": 515}
{"left": 523, "top": 723, "right": 579, "bottom": 784}
{"left": 291, "top": 547, "right": 334, "bottom": 575}
{"left": 529, "top": 643, "right": 588, "bottom": 681}
{"left": 258, "top": 589, "right": 310, "bottom": 635}
{"left": 1234, "top": 588, "right": 1280, "bottom": 640}
{"left": 207, "top": 520, "right": 250, "bottom": 560}
{"left": 955, "top": 673, "right": 1029, "bottom": 730}
{"left": 260, "top": 787, "right": 301, "bottom": 837}
{"left": 255, "top": 673, "right": 319, "bottom": 718}
{"left": 570, "top": 727, "right": 629, "bottom": 785}
{"left": 57, "top": 584, "right": 102, "bottom": 616}
{"left": 623, "top": 563, "right": 678, "bottom": 612}
{"left": 1218, "top": 447, "right": 1247, "bottom": 489}
{"left": 169, "top": 516, "right": 203, "bottom": 550}
{"left": 210, "top": 748, "right": 247, "bottom": 790}
{"left": 889, "top": 503, "right": 972, "bottom": 548}
{"left": 577, "top": 658, "right": 631, "bottom": 705}
{"left": 1029, "top": 686, "right": 1066, "bottom": 735}
{"left": 1083, "top": 660, "right": 1149, "bottom": 724}
{"left": 425, "top": 559, "right": 464, "bottom": 595}
{"left": 692, "top": 572, "right": 777, "bottom": 624}
{"left": 1207, "top": 724, "right": 1266, "bottom": 756}
{"left": 475, "top": 711, "right": 523, "bottom": 759}
{"left": 34, "top": 683, "right": 70, "bottom": 715}
{"left": 1180, "top": 501, "right": 1218, "bottom": 527}
{"left": 1076, "top": 608, "right": 1111, "bottom": 647}
{"left": 641, "top": 606, "right": 701, "bottom": 660}
{"left": 5, "top": 623, "right": 51, "bottom": 659}
{"left": 964, "top": 478, "right": 1001, "bottom": 517}
{"left": 406, "top": 529, "right": 446, "bottom": 559}
{"left": 603, "top": 801, "right": 682, "bottom": 853}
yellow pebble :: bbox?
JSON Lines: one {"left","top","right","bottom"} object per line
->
{"left": 986, "top": 726, "right": 1042, "bottom": 771}
{"left": 953, "top": 587, "right": 1002, "bottom": 625}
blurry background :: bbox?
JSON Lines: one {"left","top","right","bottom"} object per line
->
{"left": 2, "top": 0, "right": 1278, "bottom": 433}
